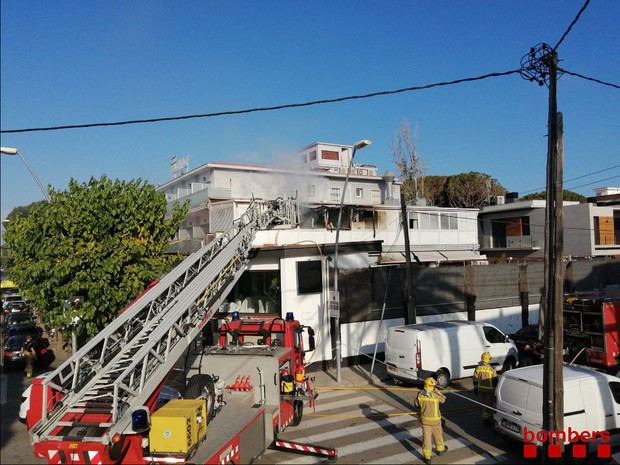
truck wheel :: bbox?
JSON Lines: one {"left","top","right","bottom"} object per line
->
{"left": 186, "top": 374, "right": 216, "bottom": 422}
{"left": 290, "top": 400, "right": 303, "bottom": 426}
{"left": 435, "top": 369, "right": 450, "bottom": 389}
{"left": 502, "top": 357, "right": 516, "bottom": 373}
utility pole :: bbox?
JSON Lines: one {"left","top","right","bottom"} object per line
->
{"left": 521, "top": 44, "right": 565, "bottom": 459}
{"left": 400, "top": 191, "right": 416, "bottom": 324}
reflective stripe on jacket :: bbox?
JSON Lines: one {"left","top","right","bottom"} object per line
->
{"left": 414, "top": 390, "right": 446, "bottom": 424}
{"left": 474, "top": 363, "right": 497, "bottom": 390}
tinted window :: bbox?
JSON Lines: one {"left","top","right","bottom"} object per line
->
{"left": 483, "top": 326, "right": 506, "bottom": 344}
{"left": 610, "top": 382, "right": 620, "bottom": 404}
{"left": 297, "top": 261, "right": 322, "bottom": 295}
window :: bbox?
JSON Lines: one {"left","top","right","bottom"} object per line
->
{"left": 300, "top": 154, "right": 307, "bottom": 164}
{"left": 309, "top": 151, "right": 317, "bottom": 161}
{"left": 355, "top": 188, "right": 363, "bottom": 198}
{"left": 609, "top": 382, "right": 620, "bottom": 404}
{"left": 330, "top": 187, "right": 341, "bottom": 202}
{"left": 308, "top": 185, "right": 315, "bottom": 197}
{"left": 440, "top": 213, "right": 458, "bottom": 230}
{"left": 408, "top": 212, "right": 419, "bottom": 229}
{"left": 421, "top": 212, "right": 439, "bottom": 230}
{"left": 297, "top": 261, "right": 322, "bottom": 295}
{"left": 483, "top": 326, "right": 506, "bottom": 344}
{"left": 322, "top": 150, "right": 339, "bottom": 160}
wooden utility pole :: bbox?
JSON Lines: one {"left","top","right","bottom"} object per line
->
{"left": 542, "top": 50, "right": 565, "bottom": 447}
{"left": 400, "top": 191, "right": 416, "bottom": 324}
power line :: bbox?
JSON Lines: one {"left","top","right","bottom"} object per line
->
{"left": 554, "top": 0, "right": 591, "bottom": 50}
{"left": 0, "top": 70, "right": 521, "bottom": 134}
{"left": 520, "top": 163, "right": 620, "bottom": 195}
{"left": 558, "top": 68, "right": 620, "bottom": 89}
{"left": 562, "top": 174, "right": 620, "bottom": 191}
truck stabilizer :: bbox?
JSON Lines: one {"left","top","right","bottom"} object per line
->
{"left": 273, "top": 439, "right": 337, "bottom": 459}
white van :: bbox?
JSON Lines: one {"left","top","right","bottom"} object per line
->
{"left": 495, "top": 365, "right": 620, "bottom": 449}
{"left": 385, "top": 320, "right": 518, "bottom": 388}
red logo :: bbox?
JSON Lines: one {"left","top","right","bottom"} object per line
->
{"left": 523, "top": 427, "right": 610, "bottom": 458}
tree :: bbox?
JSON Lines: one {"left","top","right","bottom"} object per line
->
{"left": 422, "top": 172, "right": 505, "bottom": 208}
{"left": 445, "top": 172, "right": 506, "bottom": 208}
{"left": 3, "top": 176, "right": 188, "bottom": 339}
{"left": 7, "top": 200, "right": 48, "bottom": 220}
{"left": 423, "top": 176, "right": 449, "bottom": 206}
{"left": 391, "top": 120, "right": 425, "bottom": 203}
{"left": 520, "top": 190, "right": 587, "bottom": 203}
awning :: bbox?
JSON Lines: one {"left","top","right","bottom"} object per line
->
{"left": 377, "top": 250, "right": 485, "bottom": 264}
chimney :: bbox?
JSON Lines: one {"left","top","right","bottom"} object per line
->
{"left": 383, "top": 171, "right": 395, "bottom": 201}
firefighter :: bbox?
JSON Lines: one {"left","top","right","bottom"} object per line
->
{"left": 414, "top": 377, "right": 447, "bottom": 464}
{"left": 22, "top": 335, "right": 37, "bottom": 378}
{"left": 473, "top": 351, "right": 497, "bottom": 425}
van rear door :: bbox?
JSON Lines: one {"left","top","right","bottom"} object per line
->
{"left": 385, "top": 327, "right": 418, "bottom": 381}
{"left": 496, "top": 375, "right": 531, "bottom": 439}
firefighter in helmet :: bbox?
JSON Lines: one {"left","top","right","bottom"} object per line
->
{"left": 473, "top": 351, "right": 497, "bottom": 425}
{"left": 414, "top": 377, "right": 447, "bottom": 464}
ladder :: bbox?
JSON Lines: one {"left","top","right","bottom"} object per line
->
{"left": 31, "top": 197, "right": 298, "bottom": 445}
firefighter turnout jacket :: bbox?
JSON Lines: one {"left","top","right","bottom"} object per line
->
{"left": 414, "top": 389, "right": 446, "bottom": 425}
{"left": 473, "top": 362, "right": 497, "bottom": 391}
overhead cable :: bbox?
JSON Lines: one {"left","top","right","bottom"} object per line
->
{"left": 0, "top": 70, "right": 521, "bottom": 134}
{"left": 558, "top": 68, "right": 620, "bottom": 89}
{"left": 520, "top": 163, "right": 620, "bottom": 194}
{"left": 554, "top": 0, "right": 591, "bottom": 50}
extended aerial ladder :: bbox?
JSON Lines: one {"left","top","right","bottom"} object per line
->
{"left": 29, "top": 198, "right": 299, "bottom": 450}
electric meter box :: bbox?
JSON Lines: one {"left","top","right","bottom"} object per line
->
{"left": 149, "top": 399, "right": 207, "bottom": 455}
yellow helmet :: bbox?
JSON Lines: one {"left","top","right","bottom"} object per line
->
{"left": 481, "top": 352, "right": 491, "bottom": 363}
{"left": 424, "top": 377, "right": 437, "bottom": 390}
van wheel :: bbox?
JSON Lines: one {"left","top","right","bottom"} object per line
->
{"left": 502, "top": 357, "right": 516, "bottom": 373}
{"left": 435, "top": 369, "right": 450, "bottom": 389}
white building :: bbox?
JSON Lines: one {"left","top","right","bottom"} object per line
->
{"left": 157, "top": 142, "right": 489, "bottom": 364}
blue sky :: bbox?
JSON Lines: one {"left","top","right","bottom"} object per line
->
{"left": 1, "top": 1, "right": 619, "bottom": 221}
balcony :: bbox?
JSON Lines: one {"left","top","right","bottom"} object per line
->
{"left": 480, "top": 235, "right": 541, "bottom": 251}
{"left": 167, "top": 186, "right": 231, "bottom": 214}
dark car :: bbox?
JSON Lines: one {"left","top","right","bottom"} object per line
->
{"left": 3, "top": 300, "right": 28, "bottom": 314}
{"left": 509, "top": 325, "right": 543, "bottom": 367}
{"left": 4, "top": 325, "right": 43, "bottom": 341}
{"left": 3, "top": 335, "right": 55, "bottom": 368}
{"left": 3, "top": 312, "right": 35, "bottom": 330}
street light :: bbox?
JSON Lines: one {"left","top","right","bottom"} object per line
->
{"left": 333, "top": 139, "right": 371, "bottom": 382}
{"left": 1, "top": 146, "right": 50, "bottom": 201}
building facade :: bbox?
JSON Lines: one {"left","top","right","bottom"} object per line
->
{"left": 478, "top": 188, "right": 620, "bottom": 260}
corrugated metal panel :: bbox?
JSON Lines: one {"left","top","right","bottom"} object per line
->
{"left": 210, "top": 201, "right": 234, "bottom": 232}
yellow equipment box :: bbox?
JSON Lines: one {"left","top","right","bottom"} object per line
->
{"left": 149, "top": 399, "right": 207, "bottom": 455}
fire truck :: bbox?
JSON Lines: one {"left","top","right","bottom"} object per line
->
{"left": 564, "top": 290, "right": 620, "bottom": 371}
{"left": 25, "top": 198, "right": 333, "bottom": 464}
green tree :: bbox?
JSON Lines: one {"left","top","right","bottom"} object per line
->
{"left": 520, "top": 190, "right": 587, "bottom": 203}
{"left": 445, "top": 172, "right": 506, "bottom": 208}
{"left": 3, "top": 176, "right": 188, "bottom": 339}
{"left": 6, "top": 200, "right": 48, "bottom": 221}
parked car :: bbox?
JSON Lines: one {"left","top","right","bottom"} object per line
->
{"left": 494, "top": 364, "right": 620, "bottom": 453}
{"left": 385, "top": 320, "right": 518, "bottom": 388}
{"left": 3, "top": 294, "right": 25, "bottom": 309}
{"left": 19, "top": 379, "right": 181, "bottom": 423}
{"left": 3, "top": 334, "right": 55, "bottom": 368}
{"left": 3, "top": 312, "right": 36, "bottom": 330}
{"left": 4, "top": 325, "right": 43, "bottom": 341}
{"left": 3, "top": 300, "right": 28, "bottom": 314}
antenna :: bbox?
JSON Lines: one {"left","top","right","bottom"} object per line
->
{"left": 170, "top": 154, "right": 190, "bottom": 178}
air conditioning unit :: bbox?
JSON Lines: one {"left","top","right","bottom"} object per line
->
{"left": 496, "top": 195, "right": 505, "bottom": 205}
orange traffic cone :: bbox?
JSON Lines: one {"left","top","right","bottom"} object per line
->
{"left": 243, "top": 376, "right": 252, "bottom": 391}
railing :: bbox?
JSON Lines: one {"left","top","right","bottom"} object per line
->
{"left": 480, "top": 235, "right": 540, "bottom": 249}
{"left": 167, "top": 186, "right": 232, "bottom": 213}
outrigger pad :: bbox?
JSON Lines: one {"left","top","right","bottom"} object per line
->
{"left": 272, "top": 439, "right": 337, "bottom": 460}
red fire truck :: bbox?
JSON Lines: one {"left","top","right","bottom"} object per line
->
{"left": 564, "top": 292, "right": 620, "bottom": 370}
{"left": 25, "top": 198, "right": 335, "bottom": 464}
